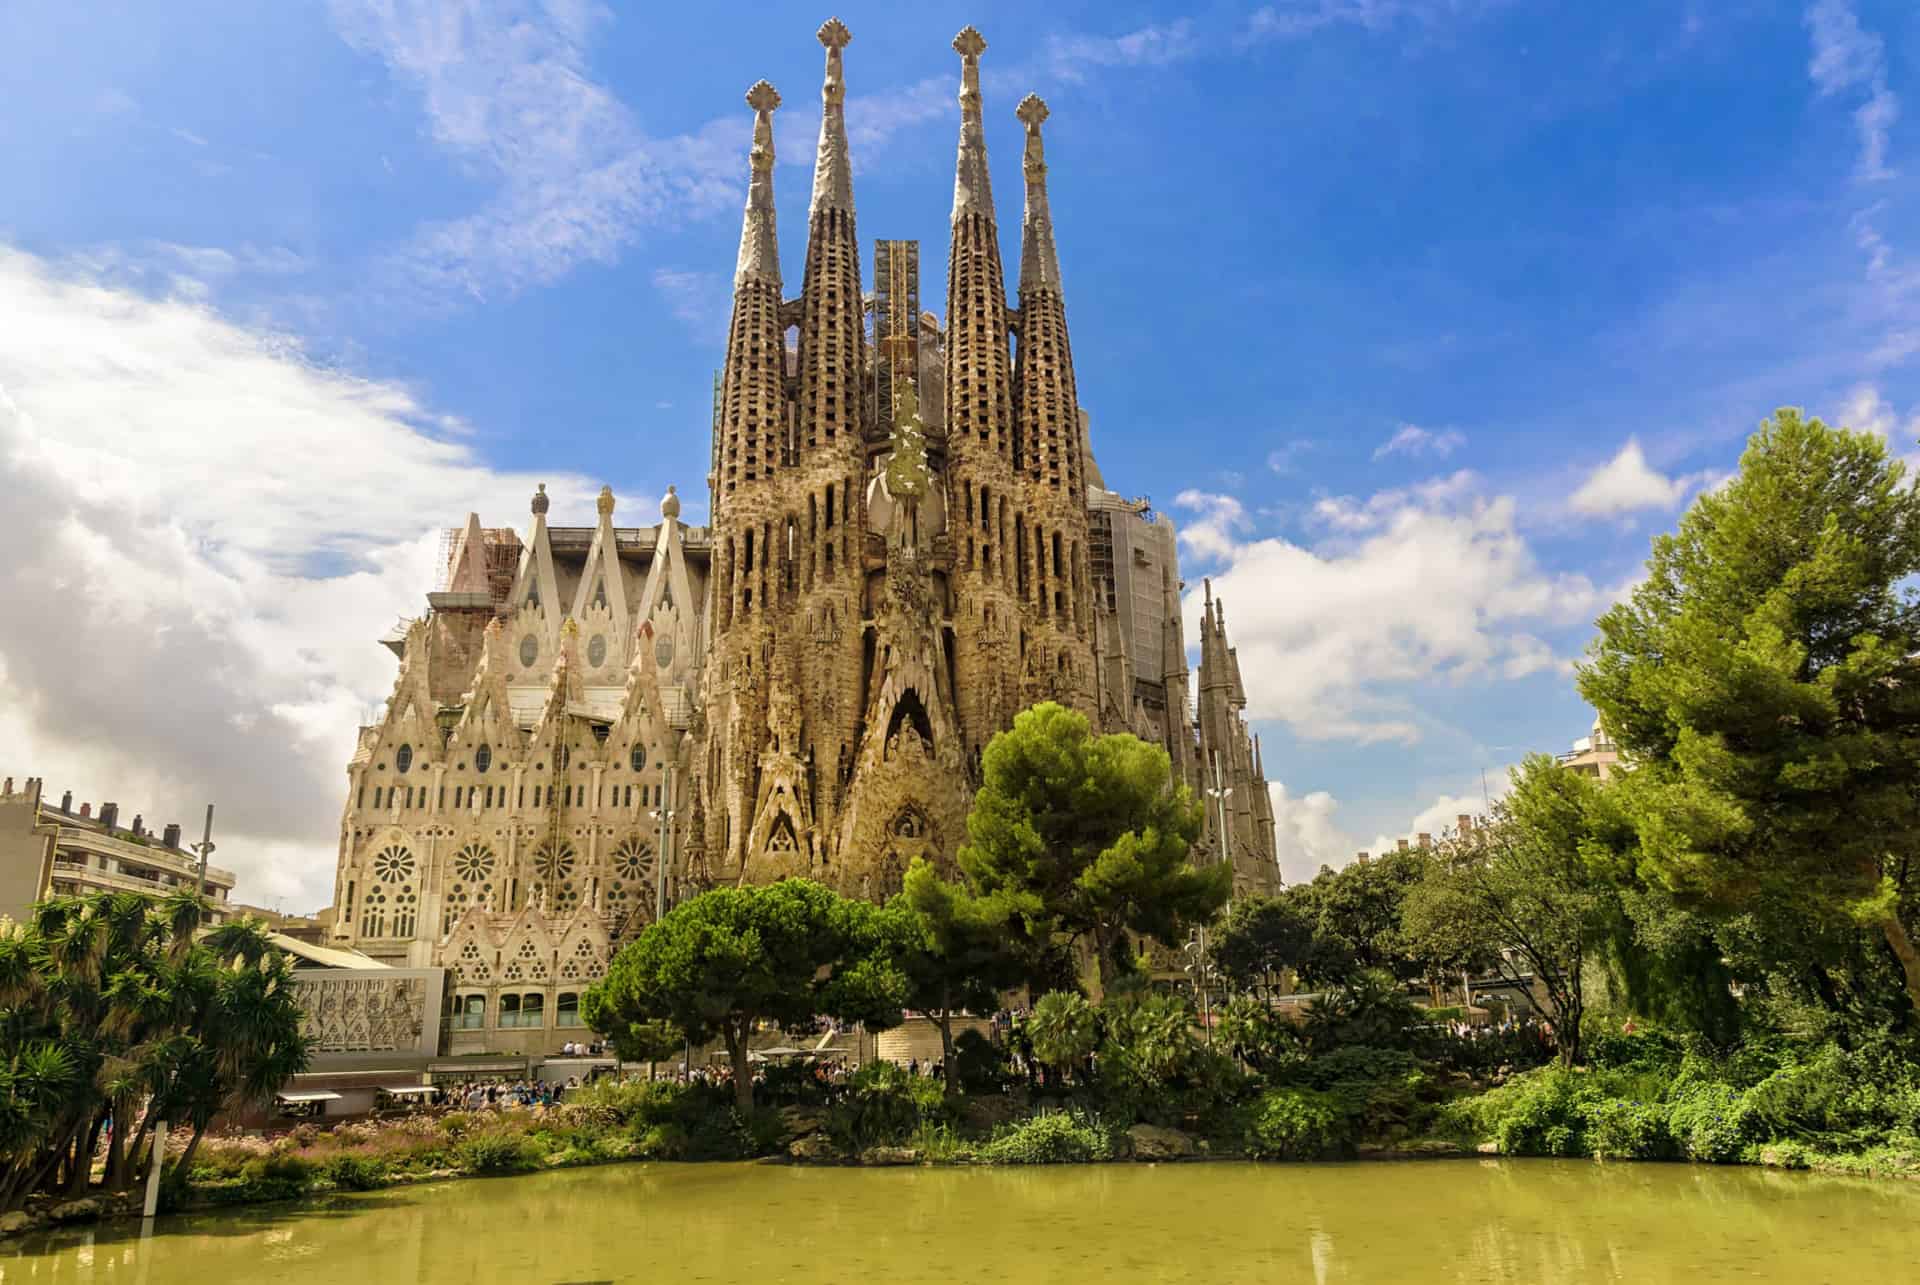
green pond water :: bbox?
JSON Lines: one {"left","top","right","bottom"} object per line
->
{"left": 6, "top": 1160, "right": 1919, "bottom": 1284}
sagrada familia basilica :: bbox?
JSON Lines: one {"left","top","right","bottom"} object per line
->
{"left": 327, "top": 21, "right": 1278, "bottom": 1052}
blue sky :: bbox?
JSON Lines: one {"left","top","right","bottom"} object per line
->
{"left": 1, "top": 0, "right": 1916, "bottom": 905}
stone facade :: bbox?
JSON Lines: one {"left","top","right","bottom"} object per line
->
{"left": 325, "top": 21, "right": 1278, "bottom": 1051}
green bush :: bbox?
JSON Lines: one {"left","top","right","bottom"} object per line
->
{"left": 1666, "top": 1081, "right": 1751, "bottom": 1163}
{"left": 1474, "top": 1066, "right": 1591, "bottom": 1157}
{"left": 1243, "top": 1087, "right": 1350, "bottom": 1160}
{"left": 827, "top": 1061, "right": 945, "bottom": 1152}
{"left": 455, "top": 1131, "right": 545, "bottom": 1174}
{"left": 1586, "top": 1027, "right": 1685, "bottom": 1072}
{"left": 321, "top": 1152, "right": 386, "bottom": 1191}
{"left": 1583, "top": 1097, "right": 1674, "bottom": 1160}
{"left": 978, "top": 1110, "right": 1116, "bottom": 1164}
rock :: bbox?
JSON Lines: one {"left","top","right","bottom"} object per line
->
{"left": 778, "top": 1106, "right": 828, "bottom": 1139}
{"left": 1400, "top": 1140, "right": 1466, "bottom": 1157}
{"left": 1125, "top": 1125, "right": 1197, "bottom": 1161}
{"left": 859, "top": 1146, "right": 922, "bottom": 1166}
{"left": 962, "top": 1095, "right": 1020, "bottom": 1132}
{"left": 0, "top": 1211, "right": 36, "bottom": 1237}
{"left": 789, "top": 1134, "right": 841, "bottom": 1163}
{"left": 1476, "top": 1141, "right": 1501, "bottom": 1155}
{"left": 48, "top": 1198, "right": 101, "bottom": 1224}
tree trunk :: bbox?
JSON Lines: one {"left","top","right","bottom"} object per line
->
{"left": 170, "top": 1123, "right": 208, "bottom": 1179}
{"left": 1881, "top": 912, "right": 1920, "bottom": 1013}
{"left": 936, "top": 1000, "right": 958, "bottom": 1097}
{"left": 723, "top": 1024, "right": 753, "bottom": 1111}
{"left": 65, "top": 1115, "right": 104, "bottom": 1197}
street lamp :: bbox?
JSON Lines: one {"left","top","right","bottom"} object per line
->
{"left": 646, "top": 763, "right": 676, "bottom": 926}
{"left": 1183, "top": 933, "right": 1216, "bottom": 1045}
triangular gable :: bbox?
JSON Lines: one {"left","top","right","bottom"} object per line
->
{"left": 446, "top": 512, "right": 491, "bottom": 595}
{"left": 509, "top": 492, "right": 562, "bottom": 640}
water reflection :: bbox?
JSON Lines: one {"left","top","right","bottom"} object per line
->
{"left": 5, "top": 1159, "right": 1916, "bottom": 1284}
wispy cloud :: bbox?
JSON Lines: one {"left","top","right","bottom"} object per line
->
{"left": 1372, "top": 423, "right": 1465, "bottom": 461}
{"left": 651, "top": 268, "right": 728, "bottom": 342}
{"left": 1266, "top": 439, "right": 1318, "bottom": 474}
{"left": 1239, "top": 0, "right": 1506, "bottom": 47}
{"left": 1806, "top": 0, "right": 1898, "bottom": 182}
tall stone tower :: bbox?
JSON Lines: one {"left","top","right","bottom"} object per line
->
{"left": 325, "top": 21, "right": 1282, "bottom": 1056}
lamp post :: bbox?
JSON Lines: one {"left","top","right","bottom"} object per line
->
{"left": 648, "top": 761, "right": 676, "bottom": 926}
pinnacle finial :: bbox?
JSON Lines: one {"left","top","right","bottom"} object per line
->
{"left": 951, "top": 27, "right": 993, "bottom": 222}
{"left": 1016, "top": 93, "right": 1049, "bottom": 129}
{"left": 810, "top": 17, "right": 854, "bottom": 213}
{"left": 596, "top": 485, "right": 615, "bottom": 518}
{"left": 736, "top": 81, "right": 782, "bottom": 286}
{"left": 746, "top": 80, "right": 781, "bottom": 115}
{"left": 531, "top": 482, "right": 550, "bottom": 516}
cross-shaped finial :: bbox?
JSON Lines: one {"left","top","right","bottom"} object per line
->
{"left": 952, "top": 26, "right": 986, "bottom": 58}
{"left": 746, "top": 80, "right": 781, "bottom": 113}
{"left": 817, "top": 17, "right": 851, "bottom": 49}
{"left": 1016, "top": 93, "right": 1049, "bottom": 129}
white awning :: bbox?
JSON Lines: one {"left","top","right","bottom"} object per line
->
{"left": 380, "top": 1085, "right": 437, "bottom": 1096}
{"left": 276, "top": 1091, "right": 344, "bottom": 1104}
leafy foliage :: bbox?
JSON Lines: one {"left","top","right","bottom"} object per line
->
{"left": 1580, "top": 407, "right": 1920, "bottom": 1013}
{"left": 584, "top": 879, "right": 906, "bottom": 1108}
{"left": 960, "top": 702, "right": 1227, "bottom": 986}
{"left": 0, "top": 891, "right": 310, "bottom": 1210}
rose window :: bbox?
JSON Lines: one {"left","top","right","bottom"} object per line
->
{"left": 453, "top": 843, "right": 495, "bottom": 883}
{"left": 534, "top": 840, "right": 576, "bottom": 884}
{"left": 612, "top": 837, "right": 653, "bottom": 882}
{"left": 372, "top": 845, "right": 415, "bottom": 884}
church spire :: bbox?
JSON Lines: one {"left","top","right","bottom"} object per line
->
{"left": 951, "top": 26, "right": 994, "bottom": 222}
{"left": 797, "top": 19, "right": 864, "bottom": 457}
{"left": 715, "top": 80, "right": 790, "bottom": 517}
{"left": 1010, "top": 90, "right": 1081, "bottom": 501}
{"left": 944, "top": 26, "right": 1015, "bottom": 472}
{"left": 1016, "top": 94, "right": 1061, "bottom": 293}
{"left": 810, "top": 18, "right": 853, "bottom": 216}
{"left": 735, "top": 80, "right": 781, "bottom": 288}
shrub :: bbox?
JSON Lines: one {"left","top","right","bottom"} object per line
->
{"left": 826, "top": 1060, "right": 945, "bottom": 1151}
{"left": 1243, "top": 1087, "right": 1349, "bottom": 1160}
{"left": 1666, "top": 1081, "right": 1751, "bottom": 1163}
{"left": 1583, "top": 1098, "right": 1674, "bottom": 1160}
{"left": 977, "top": 1109, "right": 1115, "bottom": 1164}
{"left": 322, "top": 1152, "right": 386, "bottom": 1191}
{"left": 1472, "top": 1065, "right": 1590, "bottom": 1157}
{"left": 1586, "top": 1027, "right": 1685, "bottom": 1072}
{"left": 455, "top": 1131, "right": 545, "bottom": 1174}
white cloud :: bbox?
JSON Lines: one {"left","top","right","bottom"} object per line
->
{"left": 1185, "top": 474, "right": 1606, "bottom": 743}
{"left": 1268, "top": 783, "right": 1355, "bottom": 883}
{"left": 0, "top": 245, "right": 612, "bottom": 910}
{"left": 1832, "top": 385, "right": 1920, "bottom": 471}
{"left": 1363, "top": 779, "right": 1507, "bottom": 858}
{"left": 1567, "top": 438, "right": 1707, "bottom": 517}
{"left": 1372, "top": 423, "right": 1465, "bottom": 462}
{"left": 1173, "top": 489, "right": 1252, "bottom": 561}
